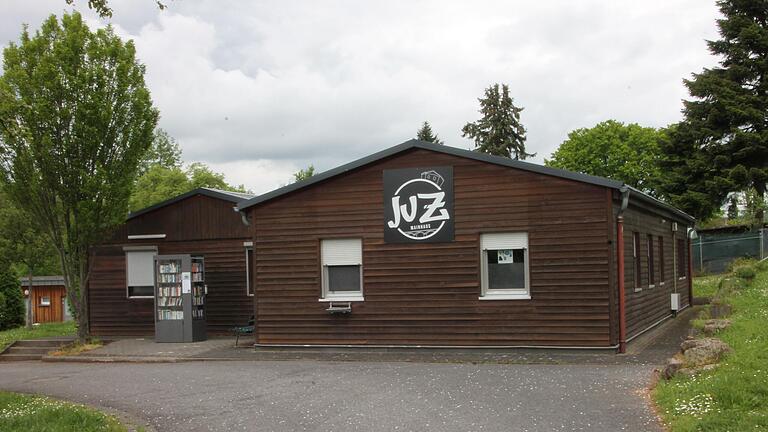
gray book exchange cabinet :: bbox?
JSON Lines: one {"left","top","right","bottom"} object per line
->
{"left": 154, "top": 254, "right": 207, "bottom": 342}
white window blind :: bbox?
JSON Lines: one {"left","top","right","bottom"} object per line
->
{"left": 127, "top": 250, "right": 156, "bottom": 288}
{"left": 481, "top": 232, "right": 528, "bottom": 250}
{"left": 321, "top": 239, "right": 362, "bottom": 266}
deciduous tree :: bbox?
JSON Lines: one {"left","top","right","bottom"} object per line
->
{"left": 138, "top": 128, "right": 182, "bottom": 176}
{"left": 0, "top": 13, "right": 158, "bottom": 341}
{"left": 293, "top": 165, "right": 315, "bottom": 183}
{"left": 545, "top": 120, "right": 665, "bottom": 195}
{"left": 130, "top": 162, "right": 249, "bottom": 211}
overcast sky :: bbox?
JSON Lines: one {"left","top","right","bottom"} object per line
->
{"left": 2, "top": 1, "right": 721, "bottom": 193}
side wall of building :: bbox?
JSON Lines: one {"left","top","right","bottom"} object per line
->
{"left": 615, "top": 198, "right": 692, "bottom": 340}
{"left": 88, "top": 194, "right": 253, "bottom": 336}
{"left": 249, "top": 148, "right": 614, "bottom": 347}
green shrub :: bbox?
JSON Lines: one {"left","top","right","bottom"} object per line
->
{"left": 733, "top": 264, "right": 757, "bottom": 280}
{"left": 0, "top": 270, "right": 24, "bottom": 331}
{"left": 728, "top": 257, "right": 758, "bottom": 272}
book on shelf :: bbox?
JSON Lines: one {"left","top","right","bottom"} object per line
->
{"left": 158, "top": 309, "right": 183, "bottom": 320}
{"left": 158, "top": 296, "right": 182, "bottom": 307}
{"left": 158, "top": 273, "right": 180, "bottom": 283}
{"left": 158, "top": 262, "right": 181, "bottom": 274}
{"left": 158, "top": 285, "right": 182, "bottom": 297}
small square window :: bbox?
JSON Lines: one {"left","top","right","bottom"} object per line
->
{"left": 39, "top": 296, "right": 51, "bottom": 307}
{"left": 480, "top": 233, "right": 530, "bottom": 300}
{"left": 321, "top": 239, "right": 363, "bottom": 301}
{"left": 126, "top": 248, "right": 156, "bottom": 298}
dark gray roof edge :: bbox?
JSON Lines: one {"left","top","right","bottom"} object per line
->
{"left": 19, "top": 276, "right": 65, "bottom": 286}
{"left": 235, "top": 139, "right": 694, "bottom": 223}
{"left": 128, "top": 187, "right": 254, "bottom": 220}
{"left": 625, "top": 185, "right": 696, "bottom": 224}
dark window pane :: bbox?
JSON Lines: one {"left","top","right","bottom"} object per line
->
{"left": 488, "top": 262, "right": 526, "bottom": 289}
{"left": 129, "top": 285, "right": 154, "bottom": 297}
{"left": 247, "top": 248, "right": 254, "bottom": 296}
{"left": 328, "top": 265, "right": 361, "bottom": 292}
{"left": 512, "top": 249, "right": 525, "bottom": 263}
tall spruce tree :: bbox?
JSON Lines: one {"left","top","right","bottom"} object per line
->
{"left": 663, "top": 0, "right": 768, "bottom": 221}
{"left": 415, "top": 121, "right": 444, "bottom": 145}
{"left": 462, "top": 83, "right": 533, "bottom": 159}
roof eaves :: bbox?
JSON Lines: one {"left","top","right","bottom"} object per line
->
{"left": 235, "top": 140, "right": 691, "bottom": 224}
{"left": 128, "top": 187, "right": 251, "bottom": 220}
{"left": 237, "top": 140, "right": 627, "bottom": 211}
{"left": 625, "top": 186, "right": 696, "bottom": 223}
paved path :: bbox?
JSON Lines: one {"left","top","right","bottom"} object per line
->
{"left": 0, "top": 360, "right": 662, "bottom": 431}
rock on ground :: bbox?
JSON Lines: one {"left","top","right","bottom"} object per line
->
{"left": 680, "top": 337, "right": 732, "bottom": 367}
{"left": 702, "top": 319, "right": 732, "bottom": 336}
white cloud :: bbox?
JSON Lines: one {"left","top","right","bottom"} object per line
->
{"left": 1, "top": 0, "right": 722, "bottom": 193}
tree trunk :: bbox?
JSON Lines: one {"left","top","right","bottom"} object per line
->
{"left": 755, "top": 183, "right": 766, "bottom": 225}
{"left": 26, "top": 271, "right": 33, "bottom": 329}
{"left": 76, "top": 279, "right": 89, "bottom": 342}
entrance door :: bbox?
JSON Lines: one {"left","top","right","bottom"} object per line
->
{"left": 32, "top": 286, "right": 64, "bottom": 323}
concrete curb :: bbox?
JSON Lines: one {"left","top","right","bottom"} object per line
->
{"left": 41, "top": 355, "right": 236, "bottom": 363}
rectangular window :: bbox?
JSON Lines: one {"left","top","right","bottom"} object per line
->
{"left": 480, "top": 233, "right": 530, "bottom": 300}
{"left": 246, "top": 246, "right": 254, "bottom": 296}
{"left": 658, "top": 236, "right": 665, "bottom": 283}
{"left": 39, "top": 296, "right": 51, "bottom": 307}
{"left": 126, "top": 248, "right": 157, "bottom": 298}
{"left": 321, "top": 238, "right": 363, "bottom": 300}
{"left": 633, "top": 232, "right": 641, "bottom": 290}
{"left": 647, "top": 234, "right": 655, "bottom": 287}
{"left": 677, "top": 238, "right": 687, "bottom": 278}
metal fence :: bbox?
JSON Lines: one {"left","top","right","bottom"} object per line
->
{"left": 692, "top": 229, "right": 765, "bottom": 274}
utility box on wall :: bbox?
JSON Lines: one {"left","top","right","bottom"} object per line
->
{"left": 670, "top": 293, "right": 680, "bottom": 312}
{"left": 154, "top": 254, "right": 207, "bottom": 343}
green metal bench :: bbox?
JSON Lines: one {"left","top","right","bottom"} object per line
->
{"left": 232, "top": 315, "right": 255, "bottom": 347}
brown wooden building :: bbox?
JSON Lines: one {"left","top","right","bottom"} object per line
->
{"left": 88, "top": 188, "right": 255, "bottom": 336}
{"left": 21, "top": 276, "right": 70, "bottom": 324}
{"left": 237, "top": 140, "right": 695, "bottom": 351}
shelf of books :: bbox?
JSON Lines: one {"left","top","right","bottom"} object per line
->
{"left": 154, "top": 254, "right": 207, "bottom": 343}
{"left": 191, "top": 257, "right": 205, "bottom": 320}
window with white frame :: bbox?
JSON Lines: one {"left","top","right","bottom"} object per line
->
{"left": 480, "top": 233, "right": 530, "bottom": 299}
{"left": 245, "top": 245, "right": 254, "bottom": 296}
{"left": 321, "top": 238, "right": 363, "bottom": 300}
{"left": 126, "top": 248, "right": 156, "bottom": 298}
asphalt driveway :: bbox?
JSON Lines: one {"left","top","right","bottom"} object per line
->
{"left": 0, "top": 360, "right": 662, "bottom": 431}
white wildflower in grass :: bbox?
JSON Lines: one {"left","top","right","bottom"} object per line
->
{"left": 674, "top": 393, "right": 717, "bottom": 419}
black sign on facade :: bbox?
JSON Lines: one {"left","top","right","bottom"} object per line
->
{"left": 383, "top": 166, "right": 454, "bottom": 243}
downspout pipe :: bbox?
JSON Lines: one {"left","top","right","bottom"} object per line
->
{"left": 687, "top": 228, "right": 697, "bottom": 308}
{"left": 616, "top": 186, "right": 630, "bottom": 354}
{"left": 236, "top": 206, "right": 251, "bottom": 226}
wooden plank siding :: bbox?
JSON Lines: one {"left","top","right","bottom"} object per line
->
{"left": 31, "top": 286, "right": 66, "bottom": 323}
{"left": 249, "top": 148, "right": 614, "bottom": 347}
{"left": 88, "top": 193, "right": 253, "bottom": 336}
{"left": 617, "top": 199, "right": 692, "bottom": 340}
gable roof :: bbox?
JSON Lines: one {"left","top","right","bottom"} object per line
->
{"left": 236, "top": 139, "right": 694, "bottom": 223}
{"left": 128, "top": 187, "right": 255, "bottom": 220}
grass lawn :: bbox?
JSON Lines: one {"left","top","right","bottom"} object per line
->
{"left": 692, "top": 274, "right": 720, "bottom": 298}
{"left": 653, "top": 263, "right": 768, "bottom": 431}
{"left": 0, "top": 391, "right": 129, "bottom": 432}
{"left": 0, "top": 321, "right": 76, "bottom": 352}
